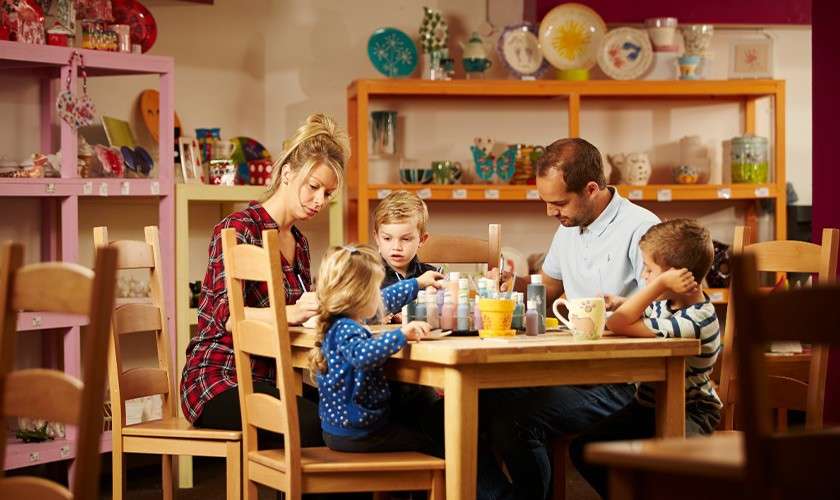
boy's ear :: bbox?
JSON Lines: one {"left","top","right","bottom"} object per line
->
{"left": 418, "top": 233, "right": 430, "bottom": 246}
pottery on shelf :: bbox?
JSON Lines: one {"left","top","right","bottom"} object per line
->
{"left": 460, "top": 32, "right": 492, "bottom": 77}
{"left": 608, "top": 152, "right": 652, "bottom": 186}
{"left": 679, "top": 135, "right": 710, "bottom": 183}
{"left": 399, "top": 168, "right": 433, "bottom": 184}
{"left": 645, "top": 17, "right": 678, "bottom": 52}
{"left": 673, "top": 164, "right": 700, "bottom": 184}
{"left": 678, "top": 54, "right": 701, "bottom": 80}
{"left": 682, "top": 24, "right": 714, "bottom": 56}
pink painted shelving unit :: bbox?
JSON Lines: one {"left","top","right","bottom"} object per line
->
{"left": 0, "top": 40, "right": 175, "bottom": 471}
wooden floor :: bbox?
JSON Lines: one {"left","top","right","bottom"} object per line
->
{"left": 8, "top": 453, "right": 601, "bottom": 499}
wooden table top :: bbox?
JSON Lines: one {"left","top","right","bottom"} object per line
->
{"left": 288, "top": 327, "right": 700, "bottom": 366}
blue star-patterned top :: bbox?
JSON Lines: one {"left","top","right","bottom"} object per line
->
{"left": 316, "top": 278, "right": 419, "bottom": 437}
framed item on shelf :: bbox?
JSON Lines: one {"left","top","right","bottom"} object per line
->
{"left": 728, "top": 36, "right": 773, "bottom": 79}
{"left": 178, "top": 137, "right": 202, "bottom": 184}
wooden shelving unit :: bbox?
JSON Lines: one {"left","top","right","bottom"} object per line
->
{"left": 345, "top": 78, "right": 787, "bottom": 246}
{"left": 0, "top": 40, "right": 175, "bottom": 472}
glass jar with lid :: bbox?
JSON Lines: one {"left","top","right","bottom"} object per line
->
{"left": 731, "top": 134, "right": 769, "bottom": 183}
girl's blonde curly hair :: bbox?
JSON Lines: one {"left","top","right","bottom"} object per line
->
{"left": 307, "top": 244, "right": 384, "bottom": 378}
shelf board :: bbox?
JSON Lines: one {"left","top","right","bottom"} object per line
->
{"left": 176, "top": 183, "right": 267, "bottom": 202}
{"left": 16, "top": 312, "right": 87, "bottom": 332}
{"left": 0, "top": 40, "right": 173, "bottom": 75}
{"left": 4, "top": 430, "right": 111, "bottom": 470}
{"left": 367, "top": 183, "right": 778, "bottom": 202}
{"left": 349, "top": 78, "right": 784, "bottom": 99}
{"left": 0, "top": 178, "right": 171, "bottom": 197}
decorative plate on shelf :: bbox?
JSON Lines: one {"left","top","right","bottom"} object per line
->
{"left": 497, "top": 23, "right": 548, "bottom": 79}
{"left": 231, "top": 137, "right": 272, "bottom": 184}
{"left": 112, "top": 0, "right": 157, "bottom": 53}
{"left": 367, "top": 27, "right": 418, "bottom": 78}
{"left": 597, "top": 27, "right": 654, "bottom": 80}
{"left": 538, "top": 3, "right": 606, "bottom": 70}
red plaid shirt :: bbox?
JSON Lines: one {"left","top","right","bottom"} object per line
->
{"left": 180, "top": 201, "right": 311, "bottom": 423}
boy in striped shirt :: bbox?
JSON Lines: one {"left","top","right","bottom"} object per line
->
{"left": 570, "top": 219, "right": 722, "bottom": 499}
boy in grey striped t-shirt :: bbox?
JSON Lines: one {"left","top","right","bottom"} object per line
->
{"left": 570, "top": 219, "right": 722, "bottom": 499}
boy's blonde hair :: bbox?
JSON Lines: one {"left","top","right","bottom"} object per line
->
{"left": 307, "top": 244, "right": 385, "bottom": 377}
{"left": 262, "top": 113, "right": 350, "bottom": 201}
{"left": 640, "top": 219, "right": 714, "bottom": 283}
{"left": 373, "top": 190, "right": 429, "bottom": 235}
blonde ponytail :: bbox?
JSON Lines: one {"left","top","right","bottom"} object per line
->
{"left": 307, "top": 245, "right": 384, "bottom": 380}
{"left": 263, "top": 113, "right": 350, "bottom": 201}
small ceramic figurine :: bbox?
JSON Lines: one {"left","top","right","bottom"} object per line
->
{"left": 608, "top": 152, "right": 652, "bottom": 186}
{"left": 460, "top": 32, "right": 492, "bottom": 78}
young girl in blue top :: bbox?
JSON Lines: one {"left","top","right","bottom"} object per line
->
{"left": 308, "top": 244, "right": 445, "bottom": 457}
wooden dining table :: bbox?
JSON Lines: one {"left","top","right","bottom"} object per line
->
{"left": 288, "top": 328, "right": 700, "bottom": 500}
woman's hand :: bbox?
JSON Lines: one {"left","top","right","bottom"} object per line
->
{"left": 403, "top": 321, "right": 431, "bottom": 340}
{"left": 286, "top": 292, "right": 319, "bottom": 324}
{"left": 658, "top": 268, "right": 698, "bottom": 294}
{"left": 417, "top": 271, "right": 445, "bottom": 289}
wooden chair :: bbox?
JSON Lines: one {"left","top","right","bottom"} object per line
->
{"left": 94, "top": 226, "right": 241, "bottom": 500}
{"left": 221, "top": 228, "right": 445, "bottom": 499}
{"left": 718, "top": 226, "right": 839, "bottom": 430}
{"left": 0, "top": 242, "right": 118, "bottom": 499}
{"left": 584, "top": 253, "right": 840, "bottom": 500}
{"left": 418, "top": 223, "right": 501, "bottom": 268}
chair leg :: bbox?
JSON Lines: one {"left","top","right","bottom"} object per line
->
{"left": 112, "top": 447, "right": 126, "bottom": 500}
{"left": 162, "top": 454, "right": 174, "bottom": 500}
{"left": 551, "top": 438, "right": 568, "bottom": 500}
{"left": 373, "top": 492, "right": 389, "bottom": 500}
{"left": 430, "top": 470, "right": 445, "bottom": 500}
{"left": 225, "top": 441, "right": 241, "bottom": 500}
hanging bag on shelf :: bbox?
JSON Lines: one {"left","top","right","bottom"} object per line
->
{"left": 56, "top": 51, "right": 97, "bottom": 129}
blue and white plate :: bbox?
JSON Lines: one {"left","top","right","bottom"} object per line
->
{"left": 367, "top": 27, "right": 418, "bottom": 78}
{"left": 497, "top": 23, "right": 549, "bottom": 79}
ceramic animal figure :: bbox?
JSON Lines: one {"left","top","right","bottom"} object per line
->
{"left": 608, "top": 152, "right": 652, "bottom": 186}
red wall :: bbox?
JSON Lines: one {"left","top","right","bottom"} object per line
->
{"left": 812, "top": 0, "right": 840, "bottom": 424}
{"left": 534, "top": 1, "right": 811, "bottom": 25}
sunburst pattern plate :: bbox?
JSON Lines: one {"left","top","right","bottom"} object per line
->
{"left": 538, "top": 3, "right": 606, "bottom": 70}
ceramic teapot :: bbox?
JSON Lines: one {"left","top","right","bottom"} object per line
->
{"left": 460, "top": 32, "right": 492, "bottom": 73}
{"left": 608, "top": 152, "right": 652, "bottom": 186}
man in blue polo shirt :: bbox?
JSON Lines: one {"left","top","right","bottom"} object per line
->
{"left": 483, "top": 138, "right": 659, "bottom": 500}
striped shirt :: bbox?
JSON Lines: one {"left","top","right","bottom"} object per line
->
{"left": 636, "top": 295, "right": 723, "bottom": 413}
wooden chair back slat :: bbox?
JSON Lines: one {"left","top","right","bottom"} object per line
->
{"left": 93, "top": 225, "right": 177, "bottom": 431}
{"left": 226, "top": 244, "right": 271, "bottom": 281}
{"left": 113, "top": 303, "right": 163, "bottom": 335}
{"left": 11, "top": 263, "right": 93, "bottom": 314}
{"left": 718, "top": 226, "right": 840, "bottom": 431}
{"left": 237, "top": 319, "right": 280, "bottom": 358}
{"left": 108, "top": 240, "right": 155, "bottom": 269}
{"left": 120, "top": 367, "right": 171, "bottom": 401}
{"left": 731, "top": 253, "right": 840, "bottom": 497}
{"left": 0, "top": 241, "right": 118, "bottom": 500}
{"left": 245, "top": 393, "right": 288, "bottom": 435}
{"left": 3, "top": 369, "right": 83, "bottom": 423}
{"left": 418, "top": 223, "right": 501, "bottom": 267}
{"left": 222, "top": 228, "right": 303, "bottom": 493}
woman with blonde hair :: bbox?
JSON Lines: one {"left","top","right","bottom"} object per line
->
{"left": 180, "top": 113, "right": 348, "bottom": 444}
{"left": 310, "top": 244, "right": 444, "bottom": 456}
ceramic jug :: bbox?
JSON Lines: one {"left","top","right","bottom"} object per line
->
{"left": 608, "top": 152, "right": 652, "bottom": 186}
{"left": 460, "top": 32, "right": 492, "bottom": 74}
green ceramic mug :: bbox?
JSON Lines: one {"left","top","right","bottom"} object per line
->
{"left": 431, "top": 160, "right": 462, "bottom": 185}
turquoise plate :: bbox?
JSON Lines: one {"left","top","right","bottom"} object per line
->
{"left": 367, "top": 27, "right": 418, "bottom": 78}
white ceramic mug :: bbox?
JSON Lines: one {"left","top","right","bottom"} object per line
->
{"left": 212, "top": 139, "right": 237, "bottom": 160}
{"left": 553, "top": 297, "right": 606, "bottom": 340}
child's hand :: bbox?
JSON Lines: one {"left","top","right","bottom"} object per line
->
{"left": 403, "top": 321, "right": 431, "bottom": 340}
{"left": 417, "top": 270, "right": 445, "bottom": 289}
{"left": 603, "top": 294, "right": 626, "bottom": 311}
{"left": 659, "top": 268, "right": 698, "bottom": 294}
{"left": 287, "top": 292, "right": 319, "bottom": 324}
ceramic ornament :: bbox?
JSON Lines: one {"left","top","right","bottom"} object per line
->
{"left": 419, "top": 6, "right": 448, "bottom": 54}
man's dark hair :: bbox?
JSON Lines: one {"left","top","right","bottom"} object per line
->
{"left": 535, "top": 138, "right": 606, "bottom": 193}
